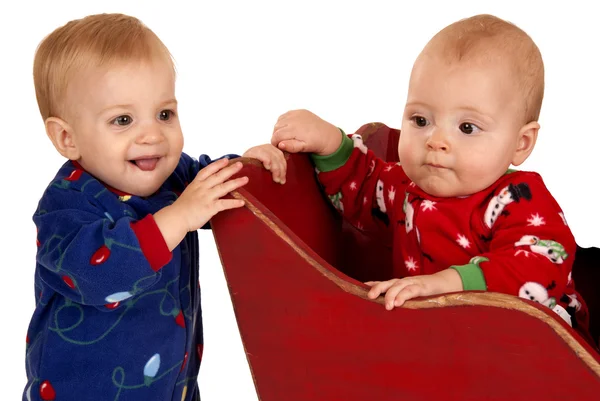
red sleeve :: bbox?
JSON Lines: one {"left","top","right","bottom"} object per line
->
{"left": 314, "top": 133, "right": 410, "bottom": 234}
{"left": 465, "top": 173, "right": 576, "bottom": 310}
{"left": 131, "top": 214, "right": 172, "bottom": 271}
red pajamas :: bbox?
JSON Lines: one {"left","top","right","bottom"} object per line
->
{"left": 314, "top": 133, "right": 589, "bottom": 334}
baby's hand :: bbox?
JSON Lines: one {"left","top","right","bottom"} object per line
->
{"left": 365, "top": 277, "right": 432, "bottom": 310}
{"left": 271, "top": 109, "right": 342, "bottom": 156}
{"left": 243, "top": 144, "right": 287, "bottom": 184}
{"left": 154, "top": 158, "right": 248, "bottom": 251}
{"left": 365, "top": 269, "right": 463, "bottom": 310}
{"left": 173, "top": 158, "right": 248, "bottom": 231}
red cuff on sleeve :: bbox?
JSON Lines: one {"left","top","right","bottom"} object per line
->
{"left": 131, "top": 214, "right": 172, "bottom": 272}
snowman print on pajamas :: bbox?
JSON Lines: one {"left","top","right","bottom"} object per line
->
{"left": 514, "top": 235, "right": 568, "bottom": 264}
{"left": 484, "top": 182, "right": 532, "bottom": 229}
{"left": 372, "top": 179, "right": 389, "bottom": 225}
{"left": 560, "top": 293, "right": 583, "bottom": 328}
{"left": 518, "top": 281, "right": 572, "bottom": 326}
{"left": 402, "top": 192, "right": 415, "bottom": 234}
{"left": 351, "top": 134, "right": 368, "bottom": 154}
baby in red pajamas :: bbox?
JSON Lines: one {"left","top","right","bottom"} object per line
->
{"left": 270, "top": 14, "right": 591, "bottom": 341}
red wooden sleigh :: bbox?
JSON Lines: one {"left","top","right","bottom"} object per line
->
{"left": 210, "top": 123, "right": 600, "bottom": 401}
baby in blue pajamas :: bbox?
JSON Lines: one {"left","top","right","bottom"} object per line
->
{"left": 24, "top": 13, "right": 285, "bottom": 401}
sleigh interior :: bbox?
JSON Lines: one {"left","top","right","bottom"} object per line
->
{"left": 210, "top": 123, "right": 600, "bottom": 401}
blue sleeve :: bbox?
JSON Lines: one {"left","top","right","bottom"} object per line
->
{"left": 34, "top": 180, "right": 173, "bottom": 307}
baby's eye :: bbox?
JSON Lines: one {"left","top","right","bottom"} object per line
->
{"left": 411, "top": 116, "right": 429, "bottom": 127}
{"left": 158, "top": 110, "right": 175, "bottom": 121}
{"left": 112, "top": 115, "right": 132, "bottom": 126}
{"left": 459, "top": 122, "right": 481, "bottom": 135}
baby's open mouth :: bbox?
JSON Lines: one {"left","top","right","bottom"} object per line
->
{"left": 130, "top": 157, "right": 160, "bottom": 171}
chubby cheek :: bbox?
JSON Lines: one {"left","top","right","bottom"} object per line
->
{"left": 456, "top": 148, "right": 502, "bottom": 184}
{"left": 169, "top": 128, "right": 184, "bottom": 156}
{"left": 85, "top": 139, "right": 124, "bottom": 168}
{"left": 398, "top": 135, "right": 420, "bottom": 167}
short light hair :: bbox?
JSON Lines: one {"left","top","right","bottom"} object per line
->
{"left": 422, "top": 14, "right": 544, "bottom": 122}
{"left": 33, "top": 13, "right": 174, "bottom": 121}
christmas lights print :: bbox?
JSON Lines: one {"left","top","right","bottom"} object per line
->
{"left": 49, "top": 276, "right": 190, "bottom": 346}
{"left": 26, "top": 157, "right": 210, "bottom": 401}
{"left": 111, "top": 352, "right": 189, "bottom": 401}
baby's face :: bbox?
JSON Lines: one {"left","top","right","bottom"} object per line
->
{"left": 63, "top": 59, "right": 183, "bottom": 196}
{"left": 399, "top": 55, "right": 525, "bottom": 197}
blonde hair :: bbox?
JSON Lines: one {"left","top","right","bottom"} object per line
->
{"left": 33, "top": 13, "right": 174, "bottom": 121}
{"left": 422, "top": 14, "right": 544, "bottom": 122}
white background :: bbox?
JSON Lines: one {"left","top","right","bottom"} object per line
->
{"left": 1, "top": 1, "right": 598, "bottom": 399}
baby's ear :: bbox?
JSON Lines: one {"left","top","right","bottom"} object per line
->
{"left": 511, "top": 121, "right": 540, "bottom": 166}
{"left": 45, "top": 117, "right": 80, "bottom": 160}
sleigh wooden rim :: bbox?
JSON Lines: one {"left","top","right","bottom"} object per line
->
{"left": 228, "top": 184, "right": 600, "bottom": 376}
{"left": 211, "top": 123, "right": 600, "bottom": 401}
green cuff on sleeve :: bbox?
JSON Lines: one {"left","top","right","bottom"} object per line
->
{"left": 311, "top": 130, "right": 354, "bottom": 172}
{"left": 450, "top": 263, "right": 487, "bottom": 291}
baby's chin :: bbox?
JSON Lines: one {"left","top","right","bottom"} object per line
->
{"left": 421, "top": 185, "right": 464, "bottom": 198}
{"left": 126, "top": 182, "right": 164, "bottom": 197}
{"left": 412, "top": 176, "right": 472, "bottom": 198}
{"left": 119, "top": 164, "right": 177, "bottom": 196}
{"left": 418, "top": 177, "right": 496, "bottom": 198}
{"left": 110, "top": 179, "right": 164, "bottom": 197}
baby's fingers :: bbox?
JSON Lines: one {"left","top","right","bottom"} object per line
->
{"left": 269, "top": 149, "right": 287, "bottom": 184}
{"left": 277, "top": 139, "right": 307, "bottom": 153}
{"left": 383, "top": 284, "right": 410, "bottom": 310}
{"left": 213, "top": 198, "right": 246, "bottom": 213}
{"left": 194, "top": 157, "right": 231, "bottom": 182}
{"left": 393, "top": 284, "right": 423, "bottom": 308}
{"left": 199, "top": 161, "right": 245, "bottom": 190}
{"left": 366, "top": 280, "right": 396, "bottom": 300}
{"left": 210, "top": 176, "right": 249, "bottom": 199}
{"left": 271, "top": 123, "right": 293, "bottom": 146}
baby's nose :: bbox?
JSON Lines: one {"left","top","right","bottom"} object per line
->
{"left": 426, "top": 127, "right": 452, "bottom": 151}
{"left": 137, "top": 124, "right": 164, "bottom": 144}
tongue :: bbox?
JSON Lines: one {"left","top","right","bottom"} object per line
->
{"left": 135, "top": 158, "right": 158, "bottom": 171}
